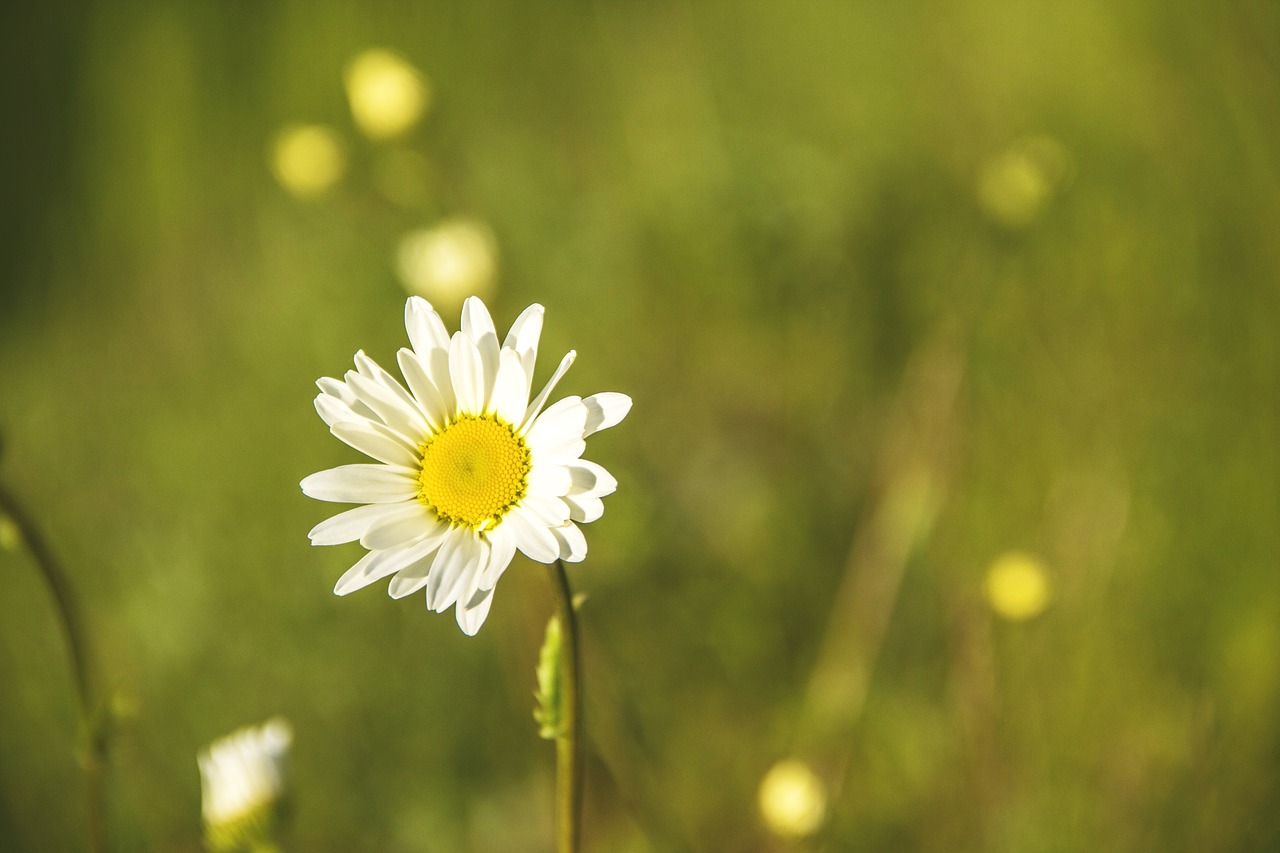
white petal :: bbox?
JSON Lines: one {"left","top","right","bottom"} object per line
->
{"left": 582, "top": 392, "right": 632, "bottom": 437}
{"left": 449, "top": 332, "right": 486, "bottom": 415}
{"left": 405, "top": 296, "right": 450, "bottom": 354}
{"left": 527, "top": 397, "right": 588, "bottom": 463}
{"left": 315, "top": 393, "right": 357, "bottom": 428}
{"left": 490, "top": 348, "right": 530, "bottom": 424}
{"left": 345, "top": 371, "right": 428, "bottom": 438}
{"left": 480, "top": 523, "right": 518, "bottom": 590}
{"left": 426, "top": 530, "right": 485, "bottom": 613}
{"left": 423, "top": 344, "right": 457, "bottom": 414}
{"left": 452, "top": 537, "right": 491, "bottom": 616}
{"left": 331, "top": 420, "right": 420, "bottom": 468}
{"left": 564, "top": 494, "right": 604, "bottom": 523}
{"left": 317, "top": 377, "right": 377, "bottom": 420}
{"left": 519, "top": 494, "right": 571, "bottom": 527}
{"left": 520, "top": 350, "right": 576, "bottom": 433}
{"left": 396, "top": 348, "right": 448, "bottom": 430}
{"left": 461, "top": 297, "right": 500, "bottom": 404}
{"left": 354, "top": 350, "right": 422, "bottom": 417}
{"left": 527, "top": 463, "right": 573, "bottom": 497}
{"left": 358, "top": 527, "right": 453, "bottom": 594}
{"left": 387, "top": 553, "right": 436, "bottom": 599}
{"left": 503, "top": 303, "right": 544, "bottom": 395}
{"left": 361, "top": 505, "right": 441, "bottom": 550}
{"left": 551, "top": 522, "right": 588, "bottom": 562}
{"left": 333, "top": 535, "right": 443, "bottom": 596}
{"left": 455, "top": 586, "right": 494, "bottom": 636}
{"left": 567, "top": 460, "right": 618, "bottom": 498}
{"left": 355, "top": 345, "right": 440, "bottom": 425}
{"left": 301, "top": 464, "right": 419, "bottom": 503}
{"left": 309, "top": 502, "right": 417, "bottom": 546}
{"left": 505, "top": 508, "right": 560, "bottom": 564}
{"left": 334, "top": 550, "right": 400, "bottom": 595}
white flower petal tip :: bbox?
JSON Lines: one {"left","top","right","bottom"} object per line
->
{"left": 303, "top": 297, "right": 628, "bottom": 635}
{"left": 455, "top": 587, "right": 494, "bottom": 635}
{"left": 583, "top": 392, "right": 632, "bottom": 436}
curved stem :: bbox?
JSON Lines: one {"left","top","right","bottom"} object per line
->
{"left": 0, "top": 479, "right": 108, "bottom": 853}
{"left": 549, "top": 559, "right": 582, "bottom": 853}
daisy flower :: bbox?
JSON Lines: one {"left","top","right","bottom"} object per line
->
{"left": 198, "top": 718, "right": 292, "bottom": 851}
{"left": 301, "top": 296, "right": 631, "bottom": 635}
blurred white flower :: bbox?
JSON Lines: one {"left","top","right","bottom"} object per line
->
{"left": 270, "top": 125, "right": 346, "bottom": 198}
{"left": 198, "top": 718, "right": 292, "bottom": 851}
{"left": 345, "top": 48, "right": 430, "bottom": 140}
{"left": 396, "top": 219, "right": 498, "bottom": 309}
{"left": 985, "top": 551, "right": 1051, "bottom": 621}
{"left": 758, "top": 759, "right": 828, "bottom": 838}
{"left": 302, "top": 296, "right": 631, "bottom": 635}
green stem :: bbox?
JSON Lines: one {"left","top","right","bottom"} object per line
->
{"left": 0, "top": 479, "right": 108, "bottom": 853}
{"left": 549, "top": 559, "right": 582, "bottom": 853}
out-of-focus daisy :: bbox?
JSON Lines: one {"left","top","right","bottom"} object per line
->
{"left": 198, "top": 718, "right": 292, "bottom": 852}
{"left": 301, "top": 296, "right": 631, "bottom": 635}
{"left": 396, "top": 218, "right": 498, "bottom": 309}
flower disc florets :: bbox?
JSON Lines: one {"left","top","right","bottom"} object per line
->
{"left": 418, "top": 415, "right": 530, "bottom": 529}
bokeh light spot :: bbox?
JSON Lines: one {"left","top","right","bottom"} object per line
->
{"left": 396, "top": 218, "right": 498, "bottom": 308}
{"left": 985, "top": 551, "right": 1051, "bottom": 621}
{"left": 977, "top": 135, "right": 1073, "bottom": 228}
{"left": 344, "top": 48, "right": 430, "bottom": 140}
{"left": 270, "top": 124, "right": 346, "bottom": 198}
{"left": 0, "top": 515, "right": 20, "bottom": 551}
{"left": 758, "top": 759, "right": 827, "bottom": 839}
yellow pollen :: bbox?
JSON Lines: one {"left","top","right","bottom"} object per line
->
{"left": 417, "top": 415, "right": 530, "bottom": 528}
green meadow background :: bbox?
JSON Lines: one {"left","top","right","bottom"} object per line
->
{"left": 3, "top": 1, "right": 1279, "bottom": 850}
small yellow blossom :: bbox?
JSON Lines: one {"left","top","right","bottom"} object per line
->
{"left": 977, "top": 135, "right": 1072, "bottom": 228}
{"left": 270, "top": 125, "right": 346, "bottom": 198}
{"left": 758, "top": 759, "right": 827, "bottom": 839}
{"left": 985, "top": 551, "right": 1050, "bottom": 621}
{"left": 345, "top": 48, "right": 430, "bottom": 140}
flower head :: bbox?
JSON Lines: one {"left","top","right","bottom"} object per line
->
{"left": 302, "top": 296, "right": 631, "bottom": 635}
{"left": 198, "top": 718, "right": 292, "bottom": 852}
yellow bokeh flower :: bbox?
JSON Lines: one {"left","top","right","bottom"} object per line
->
{"left": 270, "top": 124, "right": 346, "bottom": 198}
{"left": 977, "top": 135, "right": 1072, "bottom": 228}
{"left": 344, "top": 48, "right": 430, "bottom": 140}
{"left": 758, "top": 759, "right": 828, "bottom": 839}
{"left": 985, "top": 551, "right": 1051, "bottom": 621}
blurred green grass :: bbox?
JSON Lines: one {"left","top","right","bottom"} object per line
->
{"left": 2, "top": 0, "right": 1279, "bottom": 850}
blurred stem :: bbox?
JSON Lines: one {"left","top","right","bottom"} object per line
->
{"left": 0, "top": 479, "right": 108, "bottom": 853}
{"left": 550, "top": 559, "right": 582, "bottom": 853}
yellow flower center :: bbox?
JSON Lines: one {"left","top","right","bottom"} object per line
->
{"left": 417, "top": 415, "right": 530, "bottom": 529}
